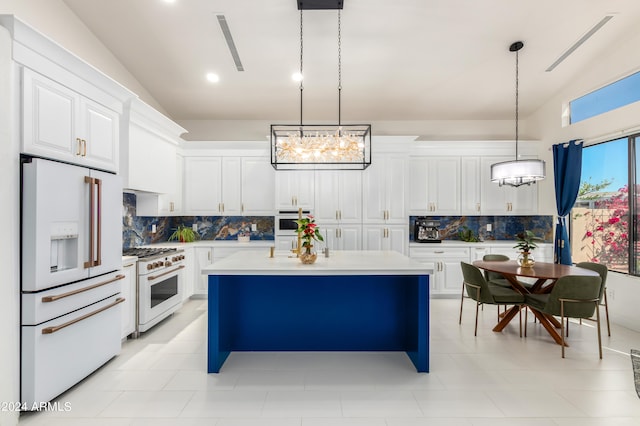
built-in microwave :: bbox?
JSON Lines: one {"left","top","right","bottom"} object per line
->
{"left": 275, "top": 210, "right": 311, "bottom": 235}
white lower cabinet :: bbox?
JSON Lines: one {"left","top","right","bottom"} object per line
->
{"left": 194, "top": 247, "right": 213, "bottom": 296}
{"left": 121, "top": 260, "right": 137, "bottom": 339}
{"left": 323, "top": 225, "right": 362, "bottom": 251}
{"left": 276, "top": 236, "right": 298, "bottom": 252}
{"left": 181, "top": 247, "right": 195, "bottom": 301}
{"left": 362, "top": 225, "right": 408, "bottom": 255}
{"left": 410, "top": 246, "right": 469, "bottom": 296}
{"left": 193, "top": 244, "right": 276, "bottom": 296}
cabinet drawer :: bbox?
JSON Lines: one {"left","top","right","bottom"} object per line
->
{"left": 410, "top": 247, "right": 470, "bottom": 258}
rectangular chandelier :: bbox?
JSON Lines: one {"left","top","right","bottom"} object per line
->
{"left": 270, "top": 124, "right": 372, "bottom": 170}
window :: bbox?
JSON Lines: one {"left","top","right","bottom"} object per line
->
{"left": 571, "top": 137, "right": 630, "bottom": 273}
{"left": 570, "top": 71, "right": 640, "bottom": 124}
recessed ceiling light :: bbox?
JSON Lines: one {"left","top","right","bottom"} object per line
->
{"left": 163, "top": 0, "right": 176, "bottom": 4}
{"left": 291, "top": 72, "right": 303, "bottom": 82}
{"left": 206, "top": 73, "right": 220, "bottom": 83}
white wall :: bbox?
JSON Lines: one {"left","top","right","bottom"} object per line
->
{"left": 0, "top": 0, "right": 167, "bottom": 116}
{"left": 528, "top": 25, "right": 640, "bottom": 332}
{"left": 0, "top": 25, "right": 20, "bottom": 426}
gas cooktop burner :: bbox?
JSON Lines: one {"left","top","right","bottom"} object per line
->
{"left": 122, "top": 247, "right": 178, "bottom": 259}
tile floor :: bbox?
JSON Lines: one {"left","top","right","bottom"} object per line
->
{"left": 18, "top": 298, "right": 640, "bottom": 425}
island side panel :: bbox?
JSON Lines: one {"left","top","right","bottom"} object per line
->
{"left": 207, "top": 275, "right": 230, "bottom": 373}
{"left": 405, "top": 274, "right": 430, "bottom": 372}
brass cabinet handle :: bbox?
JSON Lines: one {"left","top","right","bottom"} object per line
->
{"left": 82, "top": 139, "right": 87, "bottom": 157}
{"left": 476, "top": 203, "right": 481, "bottom": 212}
{"left": 42, "top": 297, "right": 125, "bottom": 334}
{"left": 170, "top": 201, "right": 174, "bottom": 212}
{"left": 42, "top": 274, "right": 125, "bottom": 302}
{"left": 76, "top": 138, "right": 82, "bottom": 155}
{"left": 241, "top": 203, "right": 244, "bottom": 213}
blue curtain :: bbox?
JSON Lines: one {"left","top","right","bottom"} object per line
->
{"left": 553, "top": 140, "right": 583, "bottom": 264}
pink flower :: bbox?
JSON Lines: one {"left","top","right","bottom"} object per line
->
{"left": 608, "top": 217, "right": 620, "bottom": 225}
{"left": 585, "top": 231, "right": 593, "bottom": 237}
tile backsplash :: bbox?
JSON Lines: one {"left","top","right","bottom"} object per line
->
{"left": 123, "top": 193, "right": 553, "bottom": 249}
{"left": 409, "top": 215, "right": 553, "bottom": 242}
{"left": 123, "top": 193, "right": 274, "bottom": 249}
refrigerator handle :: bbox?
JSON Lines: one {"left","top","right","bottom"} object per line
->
{"left": 96, "top": 177, "right": 102, "bottom": 266}
{"left": 83, "top": 176, "right": 103, "bottom": 268}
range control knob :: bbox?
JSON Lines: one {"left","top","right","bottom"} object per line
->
{"left": 147, "top": 264, "right": 153, "bottom": 270}
{"left": 165, "top": 261, "right": 172, "bottom": 267}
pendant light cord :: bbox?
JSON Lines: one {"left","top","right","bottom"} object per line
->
{"left": 299, "top": 10, "right": 304, "bottom": 127}
{"left": 338, "top": 10, "right": 342, "bottom": 127}
{"left": 515, "top": 46, "right": 519, "bottom": 160}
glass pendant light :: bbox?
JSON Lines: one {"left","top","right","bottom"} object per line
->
{"left": 270, "top": 4, "right": 371, "bottom": 171}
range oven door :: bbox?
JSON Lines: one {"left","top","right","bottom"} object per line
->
{"left": 138, "top": 265, "right": 184, "bottom": 331}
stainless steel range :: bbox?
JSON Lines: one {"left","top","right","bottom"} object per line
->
{"left": 123, "top": 248, "right": 185, "bottom": 334}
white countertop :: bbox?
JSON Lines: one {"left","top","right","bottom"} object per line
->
{"left": 202, "top": 250, "right": 433, "bottom": 276}
{"left": 122, "top": 255, "right": 137, "bottom": 265}
{"left": 144, "top": 240, "right": 275, "bottom": 249}
{"left": 409, "top": 241, "right": 551, "bottom": 247}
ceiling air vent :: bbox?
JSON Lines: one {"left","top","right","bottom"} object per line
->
{"left": 546, "top": 15, "right": 613, "bottom": 72}
{"left": 216, "top": 14, "right": 244, "bottom": 71}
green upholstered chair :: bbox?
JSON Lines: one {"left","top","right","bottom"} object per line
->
{"left": 576, "top": 262, "right": 611, "bottom": 336}
{"left": 524, "top": 275, "right": 603, "bottom": 358}
{"left": 459, "top": 262, "right": 525, "bottom": 337}
{"left": 482, "top": 254, "right": 511, "bottom": 287}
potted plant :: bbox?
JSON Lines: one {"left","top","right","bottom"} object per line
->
{"left": 458, "top": 226, "right": 480, "bottom": 242}
{"left": 295, "top": 215, "right": 324, "bottom": 264}
{"left": 513, "top": 230, "right": 542, "bottom": 267}
{"left": 168, "top": 224, "right": 198, "bottom": 243}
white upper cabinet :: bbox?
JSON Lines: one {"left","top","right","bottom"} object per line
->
{"left": 120, "top": 98, "right": 184, "bottom": 194}
{"left": 183, "top": 155, "right": 274, "bottom": 216}
{"left": 241, "top": 157, "right": 275, "bottom": 215}
{"left": 22, "top": 69, "right": 120, "bottom": 172}
{"left": 136, "top": 153, "right": 184, "bottom": 216}
{"left": 183, "top": 157, "right": 223, "bottom": 215}
{"left": 461, "top": 157, "right": 482, "bottom": 215}
{"left": 363, "top": 155, "right": 407, "bottom": 223}
{"left": 480, "top": 156, "right": 538, "bottom": 215}
{"left": 314, "top": 171, "right": 362, "bottom": 223}
{"left": 275, "top": 170, "right": 315, "bottom": 210}
{"left": 408, "top": 156, "right": 461, "bottom": 215}
{"left": 220, "top": 157, "right": 243, "bottom": 215}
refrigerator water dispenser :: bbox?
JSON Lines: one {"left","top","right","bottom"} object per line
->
{"left": 50, "top": 222, "right": 78, "bottom": 272}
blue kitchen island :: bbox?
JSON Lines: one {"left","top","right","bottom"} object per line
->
{"left": 203, "top": 250, "right": 431, "bottom": 373}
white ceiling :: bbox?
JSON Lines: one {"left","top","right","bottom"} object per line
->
{"left": 61, "top": 0, "right": 640, "bottom": 139}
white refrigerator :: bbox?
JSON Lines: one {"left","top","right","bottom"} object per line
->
{"left": 21, "top": 157, "right": 124, "bottom": 407}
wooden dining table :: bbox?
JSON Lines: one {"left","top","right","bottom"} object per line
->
{"left": 472, "top": 260, "right": 600, "bottom": 345}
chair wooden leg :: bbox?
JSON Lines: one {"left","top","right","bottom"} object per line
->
{"left": 566, "top": 318, "right": 569, "bottom": 337}
{"left": 524, "top": 307, "right": 528, "bottom": 337}
{"left": 604, "top": 289, "right": 611, "bottom": 337}
{"left": 596, "top": 302, "right": 603, "bottom": 359}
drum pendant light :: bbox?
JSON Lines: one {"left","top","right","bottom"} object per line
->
{"left": 491, "top": 41, "right": 546, "bottom": 187}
